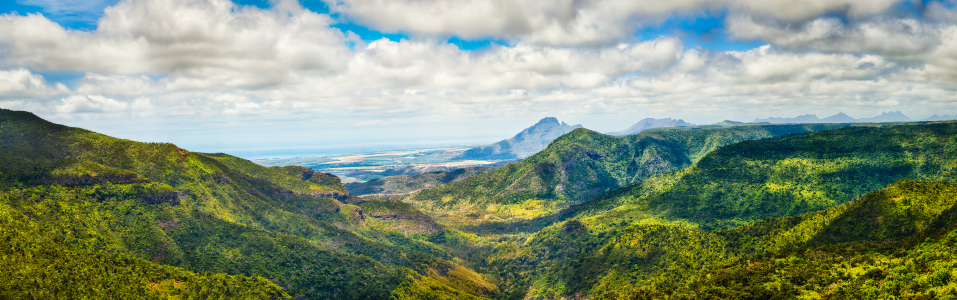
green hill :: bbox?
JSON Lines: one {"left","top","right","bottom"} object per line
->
{"left": 409, "top": 123, "right": 857, "bottom": 227}
{"left": 10, "top": 105, "right": 957, "bottom": 299}
{"left": 494, "top": 180, "right": 957, "bottom": 299}
{"left": 485, "top": 121, "right": 957, "bottom": 298}
{"left": 577, "top": 122, "right": 957, "bottom": 231}
{"left": 0, "top": 109, "right": 494, "bottom": 299}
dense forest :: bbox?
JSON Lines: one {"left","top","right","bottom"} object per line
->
{"left": 4, "top": 106, "right": 957, "bottom": 299}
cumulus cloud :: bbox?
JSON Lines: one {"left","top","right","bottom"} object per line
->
{"left": 727, "top": 15, "right": 945, "bottom": 60}
{"left": 327, "top": 0, "right": 904, "bottom": 46}
{"left": 0, "top": 68, "right": 67, "bottom": 99}
{"left": 1, "top": 0, "right": 957, "bottom": 146}
{"left": 52, "top": 95, "right": 129, "bottom": 113}
{"left": 0, "top": 0, "right": 351, "bottom": 88}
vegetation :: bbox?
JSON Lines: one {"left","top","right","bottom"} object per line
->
{"left": 0, "top": 108, "right": 493, "bottom": 299}
{"left": 409, "top": 123, "right": 858, "bottom": 226}
{"left": 576, "top": 122, "right": 957, "bottom": 231}
{"left": 9, "top": 105, "right": 957, "bottom": 299}
{"left": 483, "top": 122, "right": 957, "bottom": 298}
{"left": 490, "top": 180, "right": 957, "bottom": 299}
{"left": 347, "top": 166, "right": 495, "bottom": 198}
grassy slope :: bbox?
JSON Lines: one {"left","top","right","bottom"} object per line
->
{"left": 0, "top": 109, "right": 494, "bottom": 299}
{"left": 410, "top": 124, "right": 856, "bottom": 227}
{"left": 489, "top": 122, "right": 957, "bottom": 298}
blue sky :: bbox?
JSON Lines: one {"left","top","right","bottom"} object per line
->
{"left": 1, "top": 0, "right": 766, "bottom": 50}
{"left": 1, "top": 0, "right": 956, "bottom": 158}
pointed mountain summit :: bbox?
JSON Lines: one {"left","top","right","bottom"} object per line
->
{"left": 820, "top": 112, "right": 856, "bottom": 123}
{"left": 858, "top": 111, "right": 910, "bottom": 122}
{"left": 607, "top": 118, "right": 694, "bottom": 136}
{"left": 456, "top": 117, "right": 583, "bottom": 160}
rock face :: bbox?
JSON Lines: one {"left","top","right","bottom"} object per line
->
{"left": 456, "top": 117, "right": 583, "bottom": 160}
{"left": 607, "top": 118, "right": 695, "bottom": 136}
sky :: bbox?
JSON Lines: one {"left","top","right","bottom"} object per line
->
{"left": 1, "top": 0, "right": 957, "bottom": 158}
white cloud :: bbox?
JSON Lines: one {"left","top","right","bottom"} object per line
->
{"left": 0, "top": 68, "right": 66, "bottom": 99}
{"left": 327, "top": 0, "right": 904, "bottom": 46}
{"left": 0, "top": 0, "right": 351, "bottom": 88}
{"left": 2, "top": 0, "right": 957, "bottom": 149}
{"left": 727, "top": 15, "right": 945, "bottom": 61}
{"left": 52, "top": 95, "right": 129, "bottom": 113}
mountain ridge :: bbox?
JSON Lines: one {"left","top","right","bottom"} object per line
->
{"left": 753, "top": 111, "right": 923, "bottom": 123}
{"left": 0, "top": 108, "right": 495, "bottom": 299}
{"left": 606, "top": 118, "right": 695, "bottom": 136}
{"left": 455, "top": 117, "right": 582, "bottom": 160}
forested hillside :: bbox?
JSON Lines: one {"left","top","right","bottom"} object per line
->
{"left": 8, "top": 106, "right": 957, "bottom": 299}
{"left": 492, "top": 180, "right": 957, "bottom": 299}
{"left": 410, "top": 123, "right": 856, "bottom": 226}
{"left": 485, "top": 121, "right": 957, "bottom": 298}
{"left": 0, "top": 109, "right": 494, "bottom": 299}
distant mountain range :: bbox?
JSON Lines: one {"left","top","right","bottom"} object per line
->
{"left": 456, "top": 117, "right": 582, "bottom": 160}
{"left": 752, "top": 111, "right": 956, "bottom": 124}
{"left": 926, "top": 114, "right": 957, "bottom": 121}
{"left": 607, "top": 118, "right": 695, "bottom": 136}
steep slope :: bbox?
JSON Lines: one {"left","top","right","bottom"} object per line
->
{"left": 0, "top": 109, "right": 495, "bottom": 299}
{"left": 577, "top": 121, "right": 957, "bottom": 230}
{"left": 496, "top": 180, "right": 957, "bottom": 299}
{"left": 456, "top": 117, "right": 582, "bottom": 160}
{"left": 487, "top": 121, "right": 957, "bottom": 298}
{"left": 641, "top": 180, "right": 957, "bottom": 299}
{"left": 0, "top": 196, "right": 286, "bottom": 299}
{"left": 410, "top": 123, "right": 855, "bottom": 226}
{"left": 607, "top": 118, "right": 694, "bottom": 136}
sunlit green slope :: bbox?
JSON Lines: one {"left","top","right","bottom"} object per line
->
{"left": 487, "top": 121, "right": 957, "bottom": 298}
{"left": 495, "top": 180, "right": 957, "bottom": 299}
{"left": 0, "top": 193, "right": 286, "bottom": 299}
{"left": 0, "top": 109, "right": 494, "bottom": 299}
{"left": 409, "top": 123, "right": 856, "bottom": 226}
{"left": 638, "top": 180, "right": 957, "bottom": 299}
{"left": 577, "top": 122, "right": 957, "bottom": 230}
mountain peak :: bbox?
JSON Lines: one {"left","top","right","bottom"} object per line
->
{"left": 457, "top": 117, "right": 583, "bottom": 160}
{"left": 608, "top": 118, "right": 695, "bottom": 136}
{"left": 535, "top": 117, "right": 560, "bottom": 126}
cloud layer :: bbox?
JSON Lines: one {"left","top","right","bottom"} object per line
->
{"left": 328, "top": 0, "right": 904, "bottom": 45}
{"left": 0, "top": 0, "right": 955, "bottom": 154}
